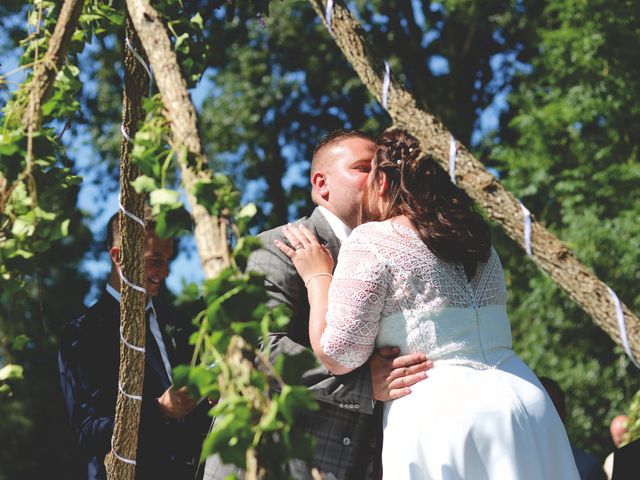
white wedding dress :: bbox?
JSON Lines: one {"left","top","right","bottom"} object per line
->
{"left": 321, "top": 220, "right": 579, "bottom": 480}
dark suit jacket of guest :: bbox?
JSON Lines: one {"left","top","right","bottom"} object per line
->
{"left": 246, "top": 208, "right": 382, "bottom": 480}
{"left": 58, "top": 292, "right": 209, "bottom": 480}
{"left": 612, "top": 437, "right": 640, "bottom": 480}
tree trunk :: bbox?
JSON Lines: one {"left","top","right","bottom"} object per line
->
{"left": 124, "top": 0, "right": 231, "bottom": 278}
{"left": 104, "top": 17, "right": 149, "bottom": 480}
{"left": 308, "top": 0, "right": 640, "bottom": 359}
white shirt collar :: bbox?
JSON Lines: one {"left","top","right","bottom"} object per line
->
{"left": 317, "top": 206, "right": 352, "bottom": 243}
{"left": 106, "top": 284, "right": 156, "bottom": 316}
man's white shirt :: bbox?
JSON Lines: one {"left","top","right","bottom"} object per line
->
{"left": 317, "top": 206, "right": 352, "bottom": 243}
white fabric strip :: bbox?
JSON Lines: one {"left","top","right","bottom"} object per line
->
{"left": 111, "top": 437, "right": 137, "bottom": 466}
{"left": 118, "top": 268, "right": 147, "bottom": 293}
{"left": 382, "top": 60, "right": 391, "bottom": 108}
{"left": 519, "top": 202, "right": 532, "bottom": 256}
{"left": 449, "top": 134, "right": 457, "bottom": 184}
{"left": 118, "top": 194, "right": 145, "bottom": 229}
{"left": 120, "top": 325, "right": 146, "bottom": 353}
{"left": 118, "top": 381, "right": 143, "bottom": 401}
{"left": 325, "top": 0, "right": 334, "bottom": 34}
{"left": 120, "top": 124, "right": 134, "bottom": 143}
{"left": 125, "top": 36, "right": 152, "bottom": 82}
{"left": 607, "top": 286, "right": 640, "bottom": 369}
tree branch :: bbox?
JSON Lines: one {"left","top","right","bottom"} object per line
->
{"left": 22, "top": 0, "right": 85, "bottom": 127}
{"left": 125, "top": 0, "right": 230, "bottom": 279}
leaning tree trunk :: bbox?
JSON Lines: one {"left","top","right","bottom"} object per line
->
{"left": 104, "top": 17, "right": 149, "bottom": 480}
{"left": 1, "top": 0, "right": 85, "bottom": 214}
{"left": 21, "top": 0, "right": 85, "bottom": 127}
{"left": 308, "top": 0, "right": 640, "bottom": 359}
{"left": 124, "top": 0, "right": 231, "bottom": 278}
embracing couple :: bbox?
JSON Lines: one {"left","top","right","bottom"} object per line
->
{"left": 207, "top": 129, "right": 580, "bottom": 480}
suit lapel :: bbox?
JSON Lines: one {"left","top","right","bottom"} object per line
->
{"left": 306, "top": 208, "right": 341, "bottom": 267}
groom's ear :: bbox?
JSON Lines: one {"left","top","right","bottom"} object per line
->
{"left": 109, "top": 246, "right": 122, "bottom": 267}
{"left": 311, "top": 171, "right": 329, "bottom": 199}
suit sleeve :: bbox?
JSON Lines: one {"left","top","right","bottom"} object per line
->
{"left": 58, "top": 317, "right": 115, "bottom": 458}
{"left": 247, "top": 227, "right": 376, "bottom": 414}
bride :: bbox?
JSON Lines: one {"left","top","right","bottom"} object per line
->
{"left": 276, "top": 129, "right": 579, "bottom": 479}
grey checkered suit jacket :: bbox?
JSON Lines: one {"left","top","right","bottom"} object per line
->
{"left": 204, "top": 208, "right": 382, "bottom": 480}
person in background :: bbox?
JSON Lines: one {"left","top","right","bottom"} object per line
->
{"left": 604, "top": 415, "right": 629, "bottom": 479}
{"left": 539, "top": 376, "right": 606, "bottom": 480}
{"left": 58, "top": 208, "right": 210, "bottom": 479}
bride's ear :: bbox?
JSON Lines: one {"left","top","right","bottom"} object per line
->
{"left": 378, "top": 171, "right": 389, "bottom": 196}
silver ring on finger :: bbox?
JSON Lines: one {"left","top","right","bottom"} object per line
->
{"left": 294, "top": 244, "right": 304, "bottom": 251}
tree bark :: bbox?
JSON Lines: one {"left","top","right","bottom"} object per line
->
{"left": 22, "top": 0, "right": 85, "bottom": 127}
{"left": 308, "top": 0, "right": 640, "bottom": 359}
{"left": 104, "top": 17, "right": 149, "bottom": 480}
{"left": 124, "top": 0, "right": 230, "bottom": 279}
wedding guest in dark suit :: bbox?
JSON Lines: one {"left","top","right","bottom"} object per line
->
{"left": 58, "top": 208, "right": 209, "bottom": 480}
{"left": 612, "top": 436, "right": 640, "bottom": 480}
{"left": 204, "top": 130, "right": 432, "bottom": 480}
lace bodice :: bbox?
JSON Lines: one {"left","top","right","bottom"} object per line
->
{"left": 321, "top": 220, "right": 512, "bottom": 369}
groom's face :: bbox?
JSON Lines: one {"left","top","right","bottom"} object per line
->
{"left": 323, "top": 137, "right": 376, "bottom": 228}
{"left": 143, "top": 230, "right": 173, "bottom": 297}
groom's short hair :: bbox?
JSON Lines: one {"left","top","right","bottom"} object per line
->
{"left": 106, "top": 205, "right": 155, "bottom": 250}
{"left": 311, "top": 129, "right": 374, "bottom": 174}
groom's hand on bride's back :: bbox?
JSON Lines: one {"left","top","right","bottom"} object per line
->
{"left": 370, "top": 347, "right": 433, "bottom": 401}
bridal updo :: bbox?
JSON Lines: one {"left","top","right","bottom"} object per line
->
{"left": 361, "top": 129, "right": 491, "bottom": 279}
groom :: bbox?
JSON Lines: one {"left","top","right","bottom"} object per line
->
{"left": 205, "top": 130, "right": 431, "bottom": 480}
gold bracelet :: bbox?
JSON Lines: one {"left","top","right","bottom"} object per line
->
{"left": 304, "top": 272, "right": 333, "bottom": 287}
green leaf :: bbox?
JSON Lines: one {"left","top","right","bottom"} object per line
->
{"left": 190, "top": 12, "right": 204, "bottom": 30}
{"left": 150, "top": 188, "right": 180, "bottom": 207}
{"left": 11, "top": 218, "right": 35, "bottom": 238}
{"left": 11, "top": 335, "right": 30, "bottom": 351}
{"left": 155, "top": 206, "right": 192, "bottom": 239}
{"left": 258, "top": 400, "right": 279, "bottom": 431}
{"left": 131, "top": 175, "right": 158, "bottom": 193}
{"left": 273, "top": 350, "right": 318, "bottom": 386}
{"left": 236, "top": 203, "right": 257, "bottom": 220}
{"left": 0, "top": 365, "right": 24, "bottom": 382}
{"left": 277, "top": 384, "right": 318, "bottom": 423}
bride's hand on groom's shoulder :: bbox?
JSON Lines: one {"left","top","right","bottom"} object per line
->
{"left": 370, "top": 347, "right": 433, "bottom": 401}
{"left": 275, "top": 224, "right": 334, "bottom": 281}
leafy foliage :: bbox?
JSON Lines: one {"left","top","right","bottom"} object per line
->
{"left": 486, "top": 0, "right": 640, "bottom": 458}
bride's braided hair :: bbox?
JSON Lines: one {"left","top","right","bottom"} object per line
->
{"left": 370, "top": 129, "right": 491, "bottom": 279}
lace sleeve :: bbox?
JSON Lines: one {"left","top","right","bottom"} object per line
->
{"left": 321, "top": 228, "right": 389, "bottom": 368}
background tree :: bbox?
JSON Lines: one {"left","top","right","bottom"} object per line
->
{"left": 485, "top": 0, "right": 640, "bottom": 456}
